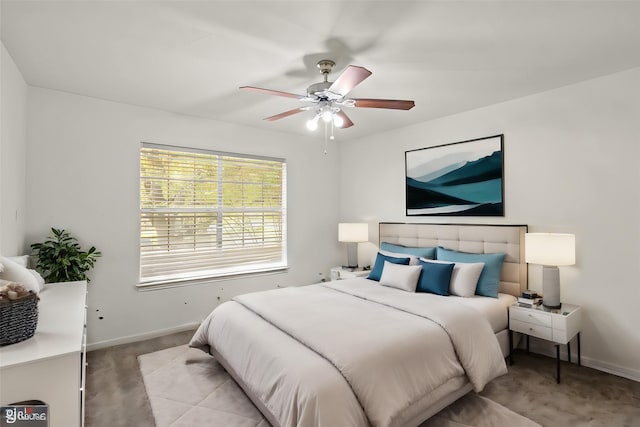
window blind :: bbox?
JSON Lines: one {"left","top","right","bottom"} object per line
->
{"left": 139, "top": 143, "right": 287, "bottom": 285}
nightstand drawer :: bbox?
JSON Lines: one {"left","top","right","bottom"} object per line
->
{"left": 510, "top": 319, "right": 553, "bottom": 340}
{"left": 510, "top": 308, "right": 552, "bottom": 327}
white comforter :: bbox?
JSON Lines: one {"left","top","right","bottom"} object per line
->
{"left": 190, "top": 279, "right": 507, "bottom": 427}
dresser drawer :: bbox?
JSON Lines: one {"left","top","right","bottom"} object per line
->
{"left": 510, "top": 319, "right": 553, "bottom": 341}
{"left": 510, "top": 307, "right": 552, "bottom": 327}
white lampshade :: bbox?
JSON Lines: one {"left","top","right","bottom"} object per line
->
{"left": 525, "top": 233, "right": 575, "bottom": 266}
{"left": 338, "top": 223, "right": 369, "bottom": 243}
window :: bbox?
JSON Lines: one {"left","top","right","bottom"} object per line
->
{"left": 139, "top": 143, "right": 287, "bottom": 286}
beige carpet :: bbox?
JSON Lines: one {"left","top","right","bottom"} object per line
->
{"left": 139, "top": 345, "right": 540, "bottom": 427}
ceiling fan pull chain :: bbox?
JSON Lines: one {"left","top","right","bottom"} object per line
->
{"left": 324, "top": 121, "right": 329, "bottom": 155}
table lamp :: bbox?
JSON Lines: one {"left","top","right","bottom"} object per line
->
{"left": 338, "top": 223, "right": 368, "bottom": 270}
{"left": 525, "top": 233, "right": 575, "bottom": 308}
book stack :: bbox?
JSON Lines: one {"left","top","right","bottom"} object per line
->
{"left": 518, "top": 290, "right": 542, "bottom": 307}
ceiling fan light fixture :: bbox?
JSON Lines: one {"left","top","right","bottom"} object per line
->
{"left": 306, "top": 116, "right": 319, "bottom": 131}
{"left": 333, "top": 113, "right": 344, "bottom": 128}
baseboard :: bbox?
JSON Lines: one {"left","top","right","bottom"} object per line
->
{"left": 515, "top": 335, "right": 640, "bottom": 383}
{"left": 86, "top": 322, "right": 200, "bottom": 352}
{"left": 579, "top": 356, "right": 640, "bottom": 383}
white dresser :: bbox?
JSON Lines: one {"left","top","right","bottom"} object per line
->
{"left": 0, "top": 281, "right": 87, "bottom": 427}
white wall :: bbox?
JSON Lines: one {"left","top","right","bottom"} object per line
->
{"left": 26, "top": 87, "right": 342, "bottom": 347}
{"left": 0, "top": 42, "right": 28, "bottom": 255}
{"left": 339, "top": 67, "right": 640, "bottom": 380}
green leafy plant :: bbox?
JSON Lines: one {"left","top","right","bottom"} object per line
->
{"left": 30, "top": 228, "right": 102, "bottom": 283}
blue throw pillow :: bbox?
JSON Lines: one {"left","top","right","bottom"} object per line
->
{"left": 436, "top": 247, "right": 505, "bottom": 298}
{"left": 380, "top": 242, "right": 436, "bottom": 259}
{"left": 416, "top": 260, "right": 454, "bottom": 296}
{"left": 368, "top": 253, "right": 411, "bottom": 281}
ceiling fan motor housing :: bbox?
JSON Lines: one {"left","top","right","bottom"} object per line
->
{"left": 307, "top": 81, "right": 333, "bottom": 98}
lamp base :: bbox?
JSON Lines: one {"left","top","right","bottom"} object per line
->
{"left": 542, "top": 303, "right": 562, "bottom": 309}
{"left": 345, "top": 242, "right": 358, "bottom": 270}
{"left": 542, "top": 266, "right": 561, "bottom": 308}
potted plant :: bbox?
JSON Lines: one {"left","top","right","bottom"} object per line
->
{"left": 31, "top": 228, "right": 102, "bottom": 283}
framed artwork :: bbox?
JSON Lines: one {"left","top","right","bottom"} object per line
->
{"left": 405, "top": 134, "right": 504, "bottom": 216}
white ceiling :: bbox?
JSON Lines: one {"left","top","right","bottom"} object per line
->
{"left": 2, "top": 1, "right": 640, "bottom": 141}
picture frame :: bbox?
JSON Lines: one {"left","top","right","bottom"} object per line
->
{"left": 405, "top": 134, "right": 504, "bottom": 216}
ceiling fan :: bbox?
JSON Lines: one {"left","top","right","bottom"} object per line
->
{"left": 240, "top": 59, "right": 415, "bottom": 131}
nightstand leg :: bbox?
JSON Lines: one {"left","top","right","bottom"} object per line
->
{"left": 556, "top": 345, "right": 561, "bottom": 384}
{"left": 568, "top": 341, "right": 572, "bottom": 363}
{"left": 577, "top": 332, "right": 581, "bottom": 367}
{"left": 508, "top": 330, "right": 513, "bottom": 365}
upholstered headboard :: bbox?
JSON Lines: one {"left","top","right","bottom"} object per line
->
{"left": 379, "top": 223, "right": 528, "bottom": 297}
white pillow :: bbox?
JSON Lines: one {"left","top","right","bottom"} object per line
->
{"left": 6, "top": 255, "right": 29, "bottom": 268}
{"left": 28, "top": 269, "right": 46, "bottom": 291}
{"left": 424, "top": 258, "right": 484, "bottom": 297}
{"left": 0, "top": 255, "right": 40, "bottom": 294}
{"left": 379, "top": 250, "right": 419, "bottom": 265}
{"left": 379, "top": 261, "right": 422, "bottom": 292}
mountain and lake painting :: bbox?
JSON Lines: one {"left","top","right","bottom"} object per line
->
{"left": 405, "top": 135, "right": 504, "bottom": 216}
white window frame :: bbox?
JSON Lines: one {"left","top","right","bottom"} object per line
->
{"left": 139, "top": 143, "right": 287, "bottom": 287}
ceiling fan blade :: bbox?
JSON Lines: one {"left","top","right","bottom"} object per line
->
{"left": 328, "top": 65, "right": 372, "bottom": 96}
{"left": 335, "top": 110, "right": 354, "bottom": 128}
{"left": 240, "top": 86, "right": 306, "bottom": 100}
{"left": 352, "top": 98, "right": 415, "bottom": 110}
{"left": 264, "top": 108, "right": 307, "bottom": 122}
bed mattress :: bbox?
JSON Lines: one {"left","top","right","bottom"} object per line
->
{"left": 447, "top": 292, "right": 516, "bottom": 333}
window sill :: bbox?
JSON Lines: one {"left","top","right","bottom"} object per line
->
{"left": 136, "top": 266, "right": 289, "bottom": 291}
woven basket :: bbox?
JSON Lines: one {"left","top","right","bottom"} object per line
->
{"left": 0, "top": 291, "right": 39, "bottom": 346}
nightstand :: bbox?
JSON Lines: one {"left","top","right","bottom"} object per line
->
{"left": 508, "top": 303, "right": 582, "bottom": 383}
{"left": 330, "top": 267, "right": 370, "bottom": 281}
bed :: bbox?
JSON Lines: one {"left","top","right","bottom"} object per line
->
{"left": 190, "top": 223, "right": 528, "bottom": 427}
